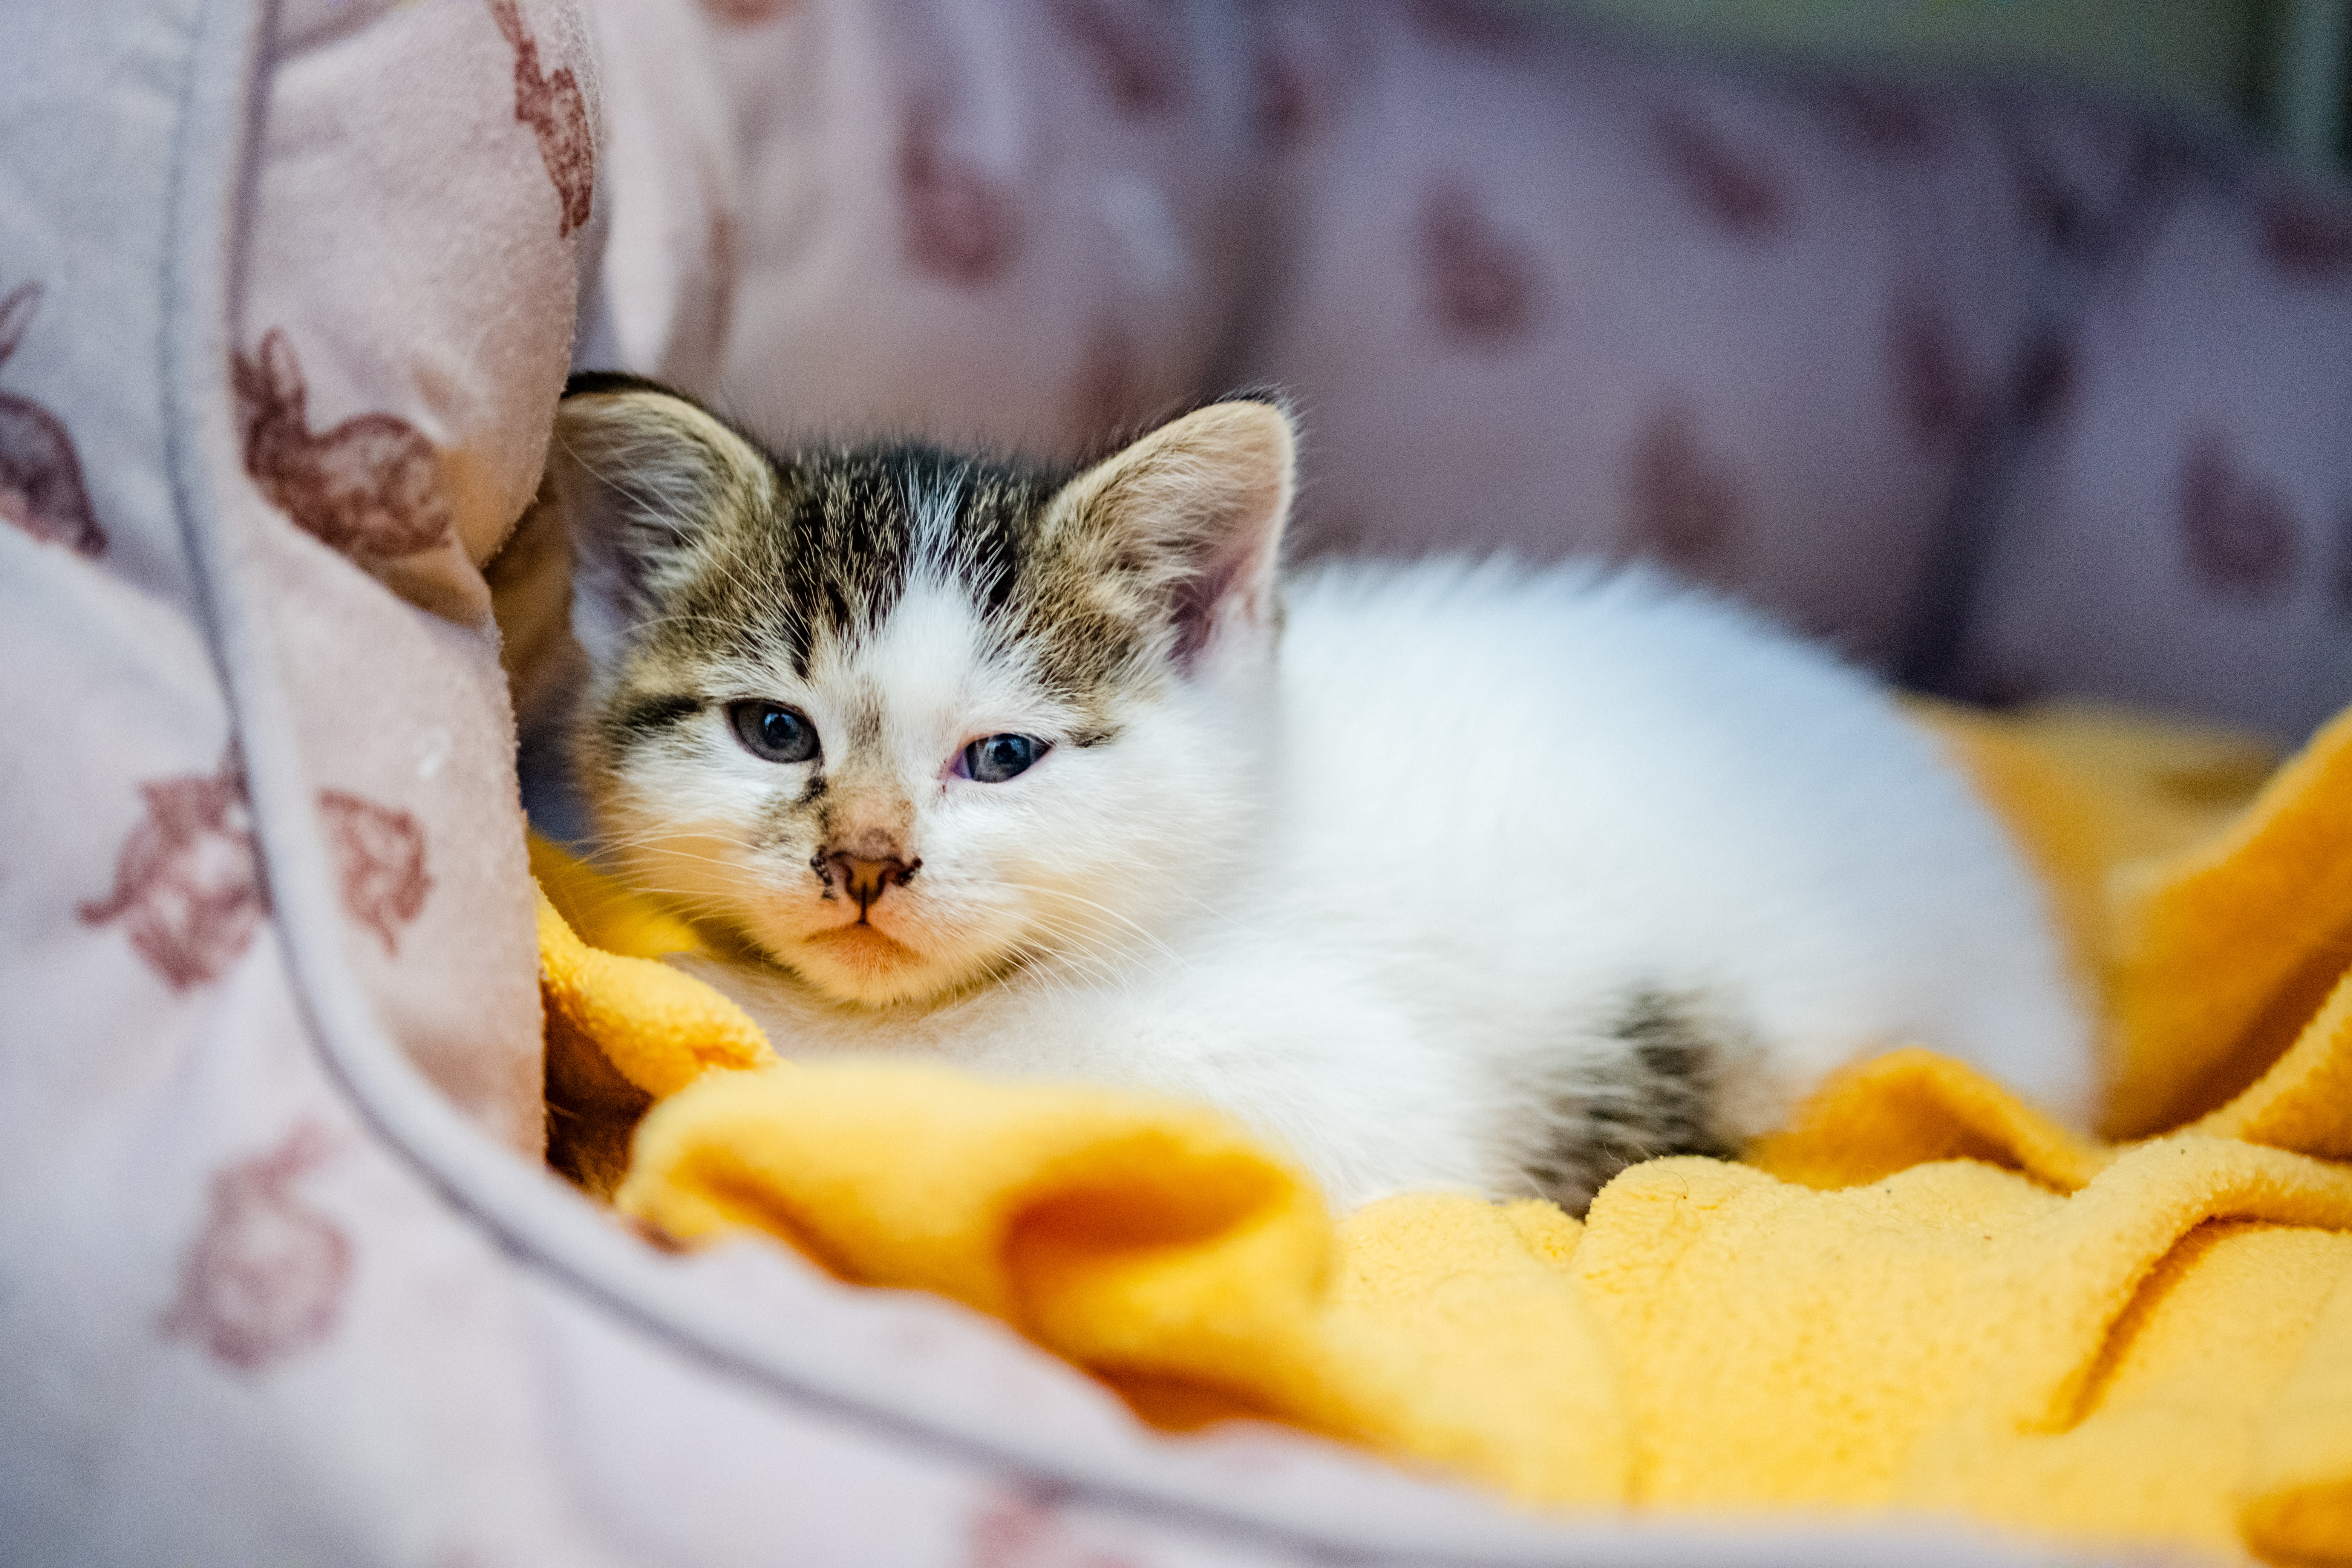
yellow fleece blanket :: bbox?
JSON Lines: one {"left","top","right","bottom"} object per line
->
{"left": 533, "top": 701, "right": 2352, "bottom": 1564}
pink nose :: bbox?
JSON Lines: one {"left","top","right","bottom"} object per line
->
{"left": 825, "top": 853, "right": 917, "bottom": 917}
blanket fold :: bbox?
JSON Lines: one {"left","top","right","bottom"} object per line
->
{"left": 535, "top": 702, "right": 2352, "bottom": 1562}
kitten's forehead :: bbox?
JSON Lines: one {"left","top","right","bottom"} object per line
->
{"left": 648, "top": 443, "right": 1148, "bottom": 710}
{"left": 816, "top": 575, "right": 1043, "bottom": 730}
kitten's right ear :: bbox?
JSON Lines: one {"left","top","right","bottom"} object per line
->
{"left": 544, "top": 378, "right": 770, "bottom": 674}
{"left": 1043, "top": 398, "right": 1296, "bottom": 672}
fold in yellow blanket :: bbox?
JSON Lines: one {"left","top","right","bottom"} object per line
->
{"left": 533, "top": 702, "right": 2352, "bottom": 1564}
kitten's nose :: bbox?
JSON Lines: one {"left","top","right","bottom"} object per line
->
{"left": 825, "top": 852, "right": 918, "bottom": 918}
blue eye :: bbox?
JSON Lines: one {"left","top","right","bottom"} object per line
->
{"left": 962, "top": 733, "right": 1045, "bottom": 783}
{"left": 728, "top": 701, "right": 820, "bottom": 764}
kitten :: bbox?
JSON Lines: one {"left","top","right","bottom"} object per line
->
{"left": 542, "top": 374, "right": 2093, "bottom": 1212}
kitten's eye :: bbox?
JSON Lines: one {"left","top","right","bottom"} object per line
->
{"left": 727, "top": 701, "right": 820, "bottom": 764}
{"left": 960, "top": 733, "right": 1046, "bottom": 783}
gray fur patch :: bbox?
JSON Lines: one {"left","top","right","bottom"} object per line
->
{"left": 1525, "top": 988, "right": 1738, "bottom": 1215}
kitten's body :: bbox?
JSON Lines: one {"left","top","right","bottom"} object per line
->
{"left": 550, "top": 382, "right": 2092, "bottom": 1211}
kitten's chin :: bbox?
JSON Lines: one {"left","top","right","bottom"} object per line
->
{"left": 787, "top": 923, "right": 974, "bottom": 1009}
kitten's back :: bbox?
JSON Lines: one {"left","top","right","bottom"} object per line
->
{"left": 1268, "top": 558, "right": 2094, "bottom": 1136}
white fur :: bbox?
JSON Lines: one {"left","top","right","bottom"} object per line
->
{"left": 667, "top": 556, "right": 2095, "bottom": 1210}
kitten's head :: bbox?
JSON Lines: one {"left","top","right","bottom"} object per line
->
{"left": 548, "top": 377, "right": 1294, "bottom": 1008}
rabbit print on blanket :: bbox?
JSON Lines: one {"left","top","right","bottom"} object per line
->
{"left": 232, "top": 328, "right": 452, "bottom": 562}
{"left": 0, "top": 282, "right": 104, "bottom": 558}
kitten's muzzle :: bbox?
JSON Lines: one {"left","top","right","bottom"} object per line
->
{"left": 823, "top": 851, "right": 919, "bottom": 919}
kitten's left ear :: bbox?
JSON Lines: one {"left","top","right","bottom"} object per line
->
{"left": 1044, "top": 398, "right": 1296, "bottom": 668}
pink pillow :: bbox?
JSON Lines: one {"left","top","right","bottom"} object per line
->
{"left": 1953, "top": 169, "right": 2352, "bottom": 738}
{"left": 582, "top": 0, "right": 2352, "bottom": 737}
{"left": 223, "top": 0, "right": 603, "bottom": 1145}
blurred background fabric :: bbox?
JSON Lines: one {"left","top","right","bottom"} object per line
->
{"left": 573, "top": 0, "right": 2352, "bottom": 743}
{"left": 1570, "top": 1, "right": 2343, "bottom": 168}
